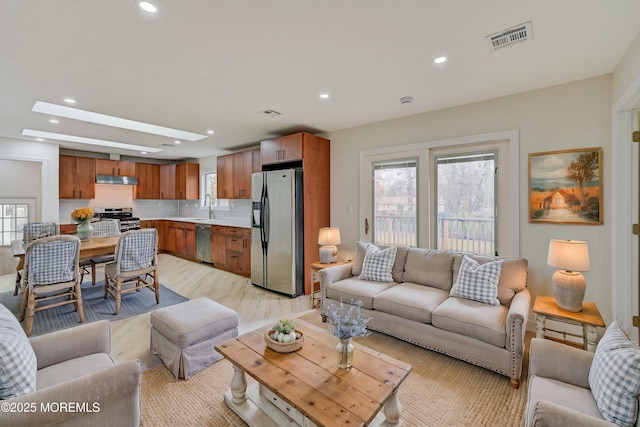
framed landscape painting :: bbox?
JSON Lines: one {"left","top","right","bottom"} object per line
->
{"left": 528, "top": 147, "right": 602, "bottom": 224}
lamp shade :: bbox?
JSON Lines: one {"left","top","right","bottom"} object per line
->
{"left": 318, "top": 227, "right": 341, "bottom": 246}
{"left": 547, "top": 239, "right": 590, "bottom": 272}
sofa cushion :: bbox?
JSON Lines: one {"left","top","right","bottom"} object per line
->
{"left": 527, "top": 376, "right": 605, "bottom": 422}
{"left": 450, "top": 255, "right": 502, "bottom": 306}
{"left": 453, "top": 254, "right": 527, "bottom": 306}
{"left": 373, "top": 283, "right": 449, "bottom": 323}
{"left": 0, "top": 304, "right": 37, "bottom": 399}
{"left": 359, "top": 245, "right": 397, "bottom": 282}
{"left": 432, "top": 297, "right": 508, "bottom": 347}
{"left": 402, "top": 248, "right": 454, "bottom": 290}
{"left": 36, "top": 353, "right": 115, "bottom": 390}
{"left": 326, "top": 277, "right": 396, "bottom": 309}
{"left": 588, "top": 322, "right": 640, "bottom": 426}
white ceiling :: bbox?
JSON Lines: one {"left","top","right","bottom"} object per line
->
{"left": 1, "top": 1, "right": 639, "bottom": 161}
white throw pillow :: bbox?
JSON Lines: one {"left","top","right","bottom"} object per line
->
{"left": 358, "top": 245, "right": 397, "bottom": 282}
{"left": 0, "top": 304, "right": 37, "bottom": 399}
{"left": 449, "top": 255, "right": 502, "bottom": 306}
{"left": 589, "top": 322, "right": 640, "bottom": 427}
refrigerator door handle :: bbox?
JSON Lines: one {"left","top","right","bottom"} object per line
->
{"left": 262, "top": 193, "right": 270, "bottom": 246}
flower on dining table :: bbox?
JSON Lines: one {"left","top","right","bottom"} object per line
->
{"left": 71, "top": 208, "right": 94, "bottom": 223}
{"left": 325, "top": 300, "right": 372, "bottom": 340}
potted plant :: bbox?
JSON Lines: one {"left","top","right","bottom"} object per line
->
{"left": 265, "top": 319, "right": 304, "bottom": 353}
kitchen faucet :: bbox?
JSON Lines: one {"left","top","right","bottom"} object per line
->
{"left": 204, "top": 194, "right": 214, "bottom": 219}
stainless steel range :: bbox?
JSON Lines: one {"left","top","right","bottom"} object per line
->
{"left": 94, "top": 207, "right": 141, "bottom": 232}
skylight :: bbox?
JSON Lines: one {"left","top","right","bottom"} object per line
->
{"left": 22, "top": 129, "right": 164, "bottom": 153}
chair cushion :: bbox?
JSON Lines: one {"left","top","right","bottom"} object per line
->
{"left": 588, "top": 322, "right": 640, "bottom": 426}
{"left": 326, "top": 277, "right": 395, "bottom": 310}
{"left": 359, "top": 245, "right": 397, "bottom": 282}
{"left": 0, "top": 304, "right": 37, "bottom": 399}
{"left": 527, "top": 376, "right": 605, "bottom": 423}
{"left": 450, "top": 255, "right": 502, "bottom": 306}
{"left": 36, "top": 353, "right": 114, "bottom": 390}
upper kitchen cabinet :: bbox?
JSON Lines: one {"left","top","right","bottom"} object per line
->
{"left": 95, "top": 159, "right": 136, "bottom": 176}
{"left": 260, "top": 133, "right": 304, "bottom": 165}
{"left": 59, "top": 155, "right": 96, "bottom": 199}
{"left": 134, "top": 163, "right": 160, "bottom": 199}
{"left": 159, "top": 164, "right": 176, "bottom": 199}
{"left": 176, "top": 162, "right": 199, "bottom": 200}
{"left": 217, "top": 150, "right": 257, "bottom": 199}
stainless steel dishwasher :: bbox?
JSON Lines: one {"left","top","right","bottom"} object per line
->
{"left": 195, "top": 223, "right": 212, "bottom": 263}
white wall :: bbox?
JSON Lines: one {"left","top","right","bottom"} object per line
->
{"left": 327, "top": 75, "right": 614, "bottom": 324}
{"left": 613, "top": 29, "right": 640, "bottom": 103}
{"left": 0, "top": 138, "right": 59, "bottom": 222}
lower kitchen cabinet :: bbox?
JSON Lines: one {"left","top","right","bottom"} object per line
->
{"left": 165, "top": 221, "right": 196, "bottom": 260}
{"left": 211, "top": 225, "right": 250, "bottom": 277}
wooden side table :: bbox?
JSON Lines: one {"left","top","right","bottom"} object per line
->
{"left": 310, "top": 260, "right": 352, "bottom": 309}
{"left": 532, "top": 295, "right": 606, "bottom": 352}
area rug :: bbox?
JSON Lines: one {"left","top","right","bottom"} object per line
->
{"left": 141, "top": 313, "right": 528, "bottom": 426}
{"left": 0, "top": 281, "right": 188, "bottom": 336}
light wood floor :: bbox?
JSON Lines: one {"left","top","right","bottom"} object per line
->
{"left": 0, "top": 254, "right": 316, "bottom": 369}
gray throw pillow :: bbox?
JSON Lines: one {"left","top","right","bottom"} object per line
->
{"left": 449, "top": 255, "right": 502, "bottom": 306}
{"left": 359, "top": 245, "right": 397, "bottom": 282}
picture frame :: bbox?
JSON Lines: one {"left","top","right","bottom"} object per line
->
{"left": 528, "top": 147, "right": 602, "bottom": 224}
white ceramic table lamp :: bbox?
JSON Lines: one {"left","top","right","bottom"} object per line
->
{"left": 318, "top": 227, "right": 341, "bottom": 264}
{"left": 547, "top": 239, "right": 591, "bottom": 312}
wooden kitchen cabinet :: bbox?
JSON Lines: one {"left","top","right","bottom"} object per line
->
{"left": 159, "top": 164, "right": 176, "bottom": 199}
{"left": 96, "top": 159, "right": 135, "bottom": 176}
{"left": 217, "top": 149, "right": 256, "bottom": 199}
{"left": 59, "top": 155, "right": 96, "bottom": 199}
{"left": 165, "top": 221, "right": 196, "bottom": 260}
{"left": 210, "top": 225, "right": 251, "bottom": 277}
{"left": 134, "top": 163, "right": 160, "bottom": 199}
{"left": 176, "top": 162, "right": 199, "bottom": 200}
{"left": 260, "top": 132, "right": 304, "bottom": 164}
{"left": 141, "top": 219, "right": 166, "bottom": 251}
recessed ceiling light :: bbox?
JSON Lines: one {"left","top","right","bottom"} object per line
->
{"left": 137, "top": 1, "right": 158, "bottom": 13}
{"left": 207, "top": 130, "right": 215, "bottom": 135}
{"left": 434, "top": 56, "right": 448, "bottom": 64}
{"left": 32, "top": 101, "right": 207, "bottom": 141}
{"left": 63, "top": 98, "right": 76, "bottom": 104}
{"left": 21, "top": 129, "right": 163, "bottom": 153}
{"left": 49, "top": 119, "right": 59, "bottom": 124}
{"left": 141, "top": 151, "right": 148, "bottom": 155}
{"left": 174, "top": 140, "right": 181, "bottom": 144}
{"left": 36, "top": 138, "right": 44, "bottom": 142}
{"left": 319, "top": 93, "right": 330, "bottom": 99}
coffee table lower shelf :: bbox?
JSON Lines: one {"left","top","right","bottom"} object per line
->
{"left": 224, "top": 382, "right": 390, "bottom": 427}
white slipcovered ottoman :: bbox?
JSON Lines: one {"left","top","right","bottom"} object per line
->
{"left": 150, "top": 297, "right": 239, "bottom": 379}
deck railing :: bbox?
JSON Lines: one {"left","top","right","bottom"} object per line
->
{"left": 374, "top": 215, "right": 495, "bottom": 255}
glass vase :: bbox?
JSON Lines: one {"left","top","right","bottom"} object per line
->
{"left": 336, "top": 338, "right": 354, "bottom": 370}
{"left": 76, "top": 220, "right": 94, "bottom": 241}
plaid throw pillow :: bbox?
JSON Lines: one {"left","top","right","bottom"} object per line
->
{"left": 359, "top": 245, "right": 397, "bottom": 282}
{"left": 0, "top": 304, "right": 37, "bottom": 399}
{"left": 589, "top": 322, "right": 640, "bottom": 426}
{"left": 450, "top": 255, "right": 503, "bottom": 305}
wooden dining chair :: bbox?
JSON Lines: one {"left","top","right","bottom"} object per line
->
{"left": 82, "top": 219, "right": 121, "bottom": 285}
{"left": 19, "top": 234, "right": 83, "bottom": 336}
{"left": 104, "top": 228, "right": 159, "bottom": 315}
{"left": 14, "top": 222, "right": 60, "bottom": 295}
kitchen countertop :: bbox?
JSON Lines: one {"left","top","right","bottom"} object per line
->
{"left": 144, "top": 217, "right": 251, "bottom": 228}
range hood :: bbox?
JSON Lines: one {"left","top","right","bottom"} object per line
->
{"left": 95, "top": 174, "right": 138, "bottom": 185}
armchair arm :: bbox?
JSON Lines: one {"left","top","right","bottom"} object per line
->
{"left": 30, "top": 320, "right": 111, "bottom": 370}
{"left": 529, "top": 338, "right": 593, "bottom": 389}
{"left": 3, "top": 360, "right": 141, "bottom": 427}
{"left": 319, "top": 263, "right": 354, "bottom": 314}
{"left": 530, "top": 400, "right": 612, "bottom": 427}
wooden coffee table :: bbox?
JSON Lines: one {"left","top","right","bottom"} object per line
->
{"left": 215, "top": 319, "right": 412, "bottom": 427}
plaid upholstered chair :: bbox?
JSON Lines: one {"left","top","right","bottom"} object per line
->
{"left": 13, "top": 222, "right": 60, "bottom": 295}
{"left": 79, "top": 219, "right": 121, "bottom": 285}
{"left": 104, "top": 228, "right": 159, "bottom": 315}
{"left": 19, "top": 234, "right": 83, "bottom": 336}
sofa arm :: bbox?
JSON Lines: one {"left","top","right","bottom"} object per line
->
{"left": 530, "top": 400, "right": 612, "bottom": 427}
{"left": 506, "top": 288, "right": 531, "bottom": 352}
{"left": 3, "top": 359, "right": 141, "bottom": 427}
{"left": 529, "top": 338, "right": 593, "bottom": 389}
{"left": 30, "top": 320, "right": 111, "bottom": 370}
{"left": 319, "top": 263, "right": 354, "bottom": 315}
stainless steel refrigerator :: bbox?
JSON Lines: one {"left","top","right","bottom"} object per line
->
{"left": 251, "top": 168, "right": 304, "bottom": 297}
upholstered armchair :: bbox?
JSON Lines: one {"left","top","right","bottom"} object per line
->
{"left": 1, "top": 308, "right": 141, "bottom": 427}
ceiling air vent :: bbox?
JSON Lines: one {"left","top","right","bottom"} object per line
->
{"left": 486, "top": 21, "right": 533, "bottom": 51}
{"left": 258, "top": 109, "right": 282, "bottom": 117}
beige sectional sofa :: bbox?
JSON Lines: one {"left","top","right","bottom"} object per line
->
{"left": 319, "top": 242, "right": 530, "bottom": 388}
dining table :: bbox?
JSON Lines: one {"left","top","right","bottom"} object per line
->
{"left": 11, "top": 236, "right": 120, "bottom": 295}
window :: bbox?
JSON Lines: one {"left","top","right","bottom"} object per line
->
{"left": 201, "top": 172, "right": 228, "bottom": 210}
{"left": 435, "top": 151, "right": 497, "bottom": 255}
{"left": 0, "top": 203, "right": 29, "bottom": 245}
{"left": 373, "top": 159, "right": 417, "bottom": 246}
